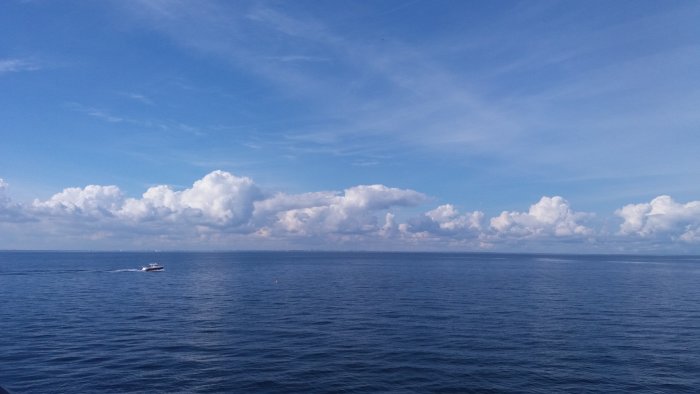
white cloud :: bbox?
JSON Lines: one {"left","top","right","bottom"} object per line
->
{"left": 616, "top": 195, "right": 700, "bottom": 242}
{"left": 118, "top": 170, "right": 261, "bottom": 226}
{"left": 114, "top": 1, "right": 523, "bottom": 160}
{"left": 10, "top": 172, "right": 700, "bottom": 251}
{"left": 265, "top": 184, "right": 427, "bottom": 236}
{"left": 33, "top": 185, "right": 124, "bottom": 217}
{"left": 379, "top": 212, "right": 397, "bottom": 237}
{"left": 0, "top": 179, "right": 33, "bottom": 223}
{"left": 342, "top": 184, "right": 426, "bottom": 210}
{"left": 25, "top": 172, "right": 425, "bottom": 242}
{"left": 66, "top": 102, "right": 125, "bottom": 123}
{"left": 253, "top": 191, "right": 337, "bottom": 216}
{"left": 398, "top": 197, "right": 595, "bottom": 249}
{"left": 0, "top": 178, "right": 8, "bottom": 195}
{"left": 112, "top": 1, "right": 700, "bottom": 194}
{"left": 680, "top": 229, "right": 700, "bottom": 243}
{"left": 404, "top": 204, "right": 484, "bottom": 238}
{"left": 0, "top": 58, "right": 41, "bottom": 74}
{"left": 0, "top": 178, "right": 11, "bottom": 211}
{"left": 490, "top": 196, "right": 592, "bottom": 238}
{"left": 426, "top": 204, "right": 484, "bottom": 232}
{"left": 29, "top": 171, "right": 261, "bottom": 229}
{"left": 122, "top": 92, "right": 154, "bottom": 105}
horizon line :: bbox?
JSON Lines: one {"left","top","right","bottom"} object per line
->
{"left": 1, "top": 249, "right": 698, "bottom": 257}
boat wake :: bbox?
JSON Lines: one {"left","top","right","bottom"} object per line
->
{"left": 108, "top": 268, "right": 143, "bottom": 273}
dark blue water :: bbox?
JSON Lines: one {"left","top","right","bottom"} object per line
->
{"left": 2, "top": 252, "right": 700, "bottom": 393}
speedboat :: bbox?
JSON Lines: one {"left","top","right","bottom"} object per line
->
{"left": 141, "top": 263, "right": 164, "bottom": 272}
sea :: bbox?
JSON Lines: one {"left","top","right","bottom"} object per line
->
{"left": 1, "top": 251, "right": 700, "bottom": 393}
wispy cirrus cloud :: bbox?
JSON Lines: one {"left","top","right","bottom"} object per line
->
{"left": 265, "top": 55, "right": 330, "bottom": 63}
{"left": 121, "top": 92, "right": 154, "bottom": 105}
{"left": 109, "top": 0, "right": 700, "bottom": 189}
{"left": 0, "top": 58, "right": 41, "bottom": 74}
{"left": 65, "top": 102, "right": 204, "bottom": 135}
{"left": 66, "top": 102, "right": 124, "bottom": 123}
{"left": 112, "top": 1, "right": 519, "bottom": 151}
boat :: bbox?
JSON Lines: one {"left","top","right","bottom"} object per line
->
{"left": 141, "top": 263, "right": 164, "bottom": 272}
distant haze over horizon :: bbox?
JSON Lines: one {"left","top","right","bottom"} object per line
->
{"left": 1, "top": 1, "right": 699, "bottom": 253}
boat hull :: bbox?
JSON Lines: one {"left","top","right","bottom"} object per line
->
{"left": 141, "top": 264, "right": 164, "bottom": 272}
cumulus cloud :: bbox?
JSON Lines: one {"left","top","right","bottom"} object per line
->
{"left": 490, "top": 196, "right": 592, "bottom": 238}
{"left": 427, "top": 205, "right": 484, "bottom": 231}
{"left": 24, "top": 172, "right": 427, "bottom": 244}
{"left": 342, "top": 185, "right": 426, "bottom": 210}
{"left": 33, "top": 185, "right": 124, "bottom": 217}
{"left": 404, "top": 204, "right": 484, "bottom": 237}
{"left": 30, "top": 170, "right": 262, "bottom": 231}
{"left": 397, "top": 197, "right": 594, "bottom": 250}
{"left": 253, "top": 191, "right": 337, "bottom": 216}
{"left": 263, "top": 184, "right": 427, "bottom": 236}
{"left": 616, "top": 195, "right": 700, "bottom": 242}
{"left": 10, "top": 172, "right": 700, "bottom": 251}
{"left": 118, "top": 170, "right": 261, "bottom": 226}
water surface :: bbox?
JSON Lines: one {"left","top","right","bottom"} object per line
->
{"left": 2, "top": 252, "right": 700, "bottom": 392}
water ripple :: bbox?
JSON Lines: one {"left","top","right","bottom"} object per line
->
{"left": 1, "top": 252, "right": 700, "bottom": 392}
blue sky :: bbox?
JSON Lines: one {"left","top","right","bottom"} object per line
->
{"left": 1, "top": 0, "right": 700, "bottom": 252}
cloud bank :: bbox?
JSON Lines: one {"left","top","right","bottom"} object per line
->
{"left": 616, "top": 195, "right": 700, "bottom": 243}
{"left": 1, "top": 172, "right": 699, "bottom": 252}
{"left": 490, "top": 196, "right": 592, "bottom": 238}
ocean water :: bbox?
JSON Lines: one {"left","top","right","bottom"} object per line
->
{"left": 1, "top": 252, "right": 700, "bottom": 393}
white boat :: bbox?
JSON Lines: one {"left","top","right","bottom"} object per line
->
{"left": 141, "top": 263, "right": 164, "bottom": 272}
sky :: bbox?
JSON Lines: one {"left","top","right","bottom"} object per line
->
{"left": 1, "top": 0, "right": 700, "bottom": 252}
